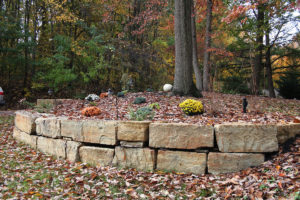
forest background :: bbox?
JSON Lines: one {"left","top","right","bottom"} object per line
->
{"left": 0, "top": 0, "right": 299, "bottom": 104}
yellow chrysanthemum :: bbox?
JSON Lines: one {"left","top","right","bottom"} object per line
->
{"left": 179, "top": 99, "right": 204, "bottom": 116}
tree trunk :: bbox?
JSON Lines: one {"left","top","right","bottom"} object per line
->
{"left": 191, "top": 0, "right": 203, "bottom": 91}
{"left": 203, "top": 0, "right": 213, "bottom": 91}
{"left": 265, "top": 18, "right": 275, "bottom": 98}
{"left": 23, "top": 0, "right": 31, "bottom": 88}
{"left": 252, "top": 3, "right": 265, "bottom": 95}
{"left": 173, "top": 0, "right": 201, "bottom": 97}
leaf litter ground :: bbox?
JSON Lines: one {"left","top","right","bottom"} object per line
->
{"left": 48, "top": 92, "right": 300, "bottom": 125}
{"left": 0, "top": 115, "right": 299, "bottom": 199}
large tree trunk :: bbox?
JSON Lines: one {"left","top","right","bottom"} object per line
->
{"left": 203, "top": 0, "right": 213, "bottom": 91}
{"left": 173, "top": 0, "right": 201, "bottom": 97}
{"left": 265, "top": 18, "right": 275, "bottom": 98}
{"left": 252, "top": 3, "right": 265, "bottom": 95}
{"left": 191, "top": 0, "right": 203, "bottom": 91}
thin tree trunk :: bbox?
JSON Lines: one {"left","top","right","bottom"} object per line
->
{"left": 23, "top": 0, "right": 31, "bottom": 88}
{"left": 203, "top": 0, "right": 212, "bottom": 91}
{"left": 252, "top": 3, "right": 264, "bottom": 95}
{"left": 191, "top": 0, "right": 202, "bottom": 91}
{"left": 32, "top": 0, "right": 38, "bottom": 77}
{"left": 265, "top": 18, "right": 275, "bottom": 98}
{"left": 173, "top": 0, "right": 201, "bottom": 97}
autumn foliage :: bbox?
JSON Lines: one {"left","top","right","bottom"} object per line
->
{"left": 81, "top": 107, "right": 101, "bottom": 117}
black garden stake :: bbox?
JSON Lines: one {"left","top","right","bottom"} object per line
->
{"left": 242, "top": 97, "right": 248, "bottom": 113}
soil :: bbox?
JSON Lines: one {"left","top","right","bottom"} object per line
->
{"left": 38, "top": 92, "right": 300, "bottom": 125}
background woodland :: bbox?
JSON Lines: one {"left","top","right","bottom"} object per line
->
{"left": 0, "top": 0, "right": 299, "bottom": 102}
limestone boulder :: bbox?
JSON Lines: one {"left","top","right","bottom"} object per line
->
{"left": 277, "top": 123, "right": 300, "bottom": 144}
{"left": 112, "top": 147, "right": 155, "bottom": 171}
{"left": 149, "top": 123, "right": 214, "bottom": 149}
{"left": 15, "top": 111, "right": 40, "bottom": 134}
{"left": 36, "top": 99, "right": 56, "bottom": 107}
{"left": 66, "top": 141, "right": 82, "bottom": 163}
{"left": 157, "top": 150, "right": 206, "bottom": 174}
{"left": 79, "top": 146, "right": 114, "bottom": 166}
{"left": 37, "top": 137, "right": 66, "bottom": 159}
{"left": 36, "top": 117, "right": 65, "bottom": 138}
{"left": 13, "top": 127, "right": 37, "bottom": 149}
{"left": 82, "top": 120, "right": 117, "bottom": 145}
{"left": 118, "top": 121, "right": 150, "bottom": 142}
{"left": 215, "top": 123, "right": 278, "bottom": 152}
{"left": 208, "top": 153, "right": 265, "bottom": 174}
{"left": 61, "top": 120, "right": 83, "bottom": 141}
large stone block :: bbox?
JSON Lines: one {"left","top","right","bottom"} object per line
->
{"left": 37, "top": 137, "right": 66, "bottom": 159}
{"left": 13, "top": 127, "right": 37, "bottom": 149}
{"left": 215, "top": 123, "right": 278, "bottom": 152}
{"left": 208, "top": 153, "right": 265, "bottom": 174}
{"left": 36, "top": 117, "right": 64, "bottom": 138}
{"left": 61, "top": 120, "right": 83, "bottom": 141}
{"left": 112, "top": 147, "right": 155, "bottom": 171}
{"left": 149, "top": 123, "right": 214, "bottom": 149}
{"left": 66, "top": 141, "right": 82, "bottom": 163}
{"left": 36, "top": 99, "right": 56, "bottom": 107}
{"left": 82, "top": 120, "right": 117, "bottom": 145}
{"left": 118, "top": 121, "right": 150, "bottom": 142}
{"left": 79, "top": 146, "right": 114, "bottom": 166}
{"left": 157, "top": 150, "right": 206, "bottom": 174}
{"left": 277, "top": 123, "right": 300, "bottom": 144}
{"left": 15, "top": 111, "right": 40, "bottom": 134}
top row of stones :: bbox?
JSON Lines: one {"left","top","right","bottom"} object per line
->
{"left": 15, "top": 111, "right": 300, "bottom": 153}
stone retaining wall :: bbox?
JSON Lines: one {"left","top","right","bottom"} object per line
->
{"left": 13, "top": 110, "right": 300, "bottom": 175}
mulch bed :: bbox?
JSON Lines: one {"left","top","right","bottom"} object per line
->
{"left": 43, "top": 92, "right": 300, "bottom": 125}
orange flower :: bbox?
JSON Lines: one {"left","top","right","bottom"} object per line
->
{"left": 81, "top": 106, "right": 101, "bottom": 117}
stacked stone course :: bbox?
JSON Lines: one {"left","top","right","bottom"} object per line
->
{"left": 13, "top": 108, "right": 300, "bottom": 175}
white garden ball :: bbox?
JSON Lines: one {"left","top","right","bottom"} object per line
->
{"left": 163, "top": 84, "right": 173, "bottom": 92}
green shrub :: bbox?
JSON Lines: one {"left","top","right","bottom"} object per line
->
{"left": 34, "top": 103, "right": 53, "bottom": 113}
{"left": 149, "top": 102, "right": 160, "bottom": 110}
{"left": 117, "top": 92, "right": 125, "bottom": 97}
{"left": 129, "top": 107, "right": 154, "bottom": 121}
{"left": 133, "top": 97, "right": 146, "bottom": 104}
{"left": 221, "top": 75, "right": 250, "bottom": 94}
{"left": 179, "top": 99, "right": 204, "bottom": 116}
{"left": 89, "top": 101, "right": 97, "bottom": 106}
{"left": 276, "top": 69, "right": 300, "bottom": 99}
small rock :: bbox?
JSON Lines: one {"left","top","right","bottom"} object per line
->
{"left": 85, "top": 94, "right": 100, "bottom": 101}
{"left": 163, "top": 84, "right": 173, "bottom": 92}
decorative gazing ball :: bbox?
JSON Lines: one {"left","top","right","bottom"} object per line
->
{"left": 163, "top": 84, "right": 173, "bottom": 92}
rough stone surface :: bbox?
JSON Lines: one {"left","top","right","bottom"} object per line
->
{"left": 15, "top": 111, "right": 40, "bottom": 134}
{"left": 82, "top": 120, "right": 117, "bottom": 145}
{"left": 208, "top": 153, "right": 265, "bottom": 174}
{"left": 79, "top": 146, "right": 114, "bottom": 166}
{"left": 37, "top": 99, "right": 56, "bottom": 107}
{"left": 61, "top": 120, "right": 83, "bottom": 141}
{"left": 277, "top": 123, "right": 300, "bottom": 144}
{"left": 120, "top": 141, "right": 144, "bottom": 148}
{"left": 13, "top": 127, "right": 37, "bottom": 149}
{"left": 149, "top": 123, "right": 214, "bottom": 149}
{"left": 37, "top": 137, "right": 66, "bottom": 159}
{"left": 157, "top": 150, "right": 206, "bottom": 174}
{"left": 118, "top": 121, "right": 150, "bottom": 142}
{"left": 66, "top": 141, "right": 82, "bottom": 162}
{"left": 36, "top": 117, "right": 64, "bottom": 138}
{"left": 215, "top": 123, "right": 278, "bottom": 152}
{"left": 112, "top": 147, "right": 155, "bottom": 171}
